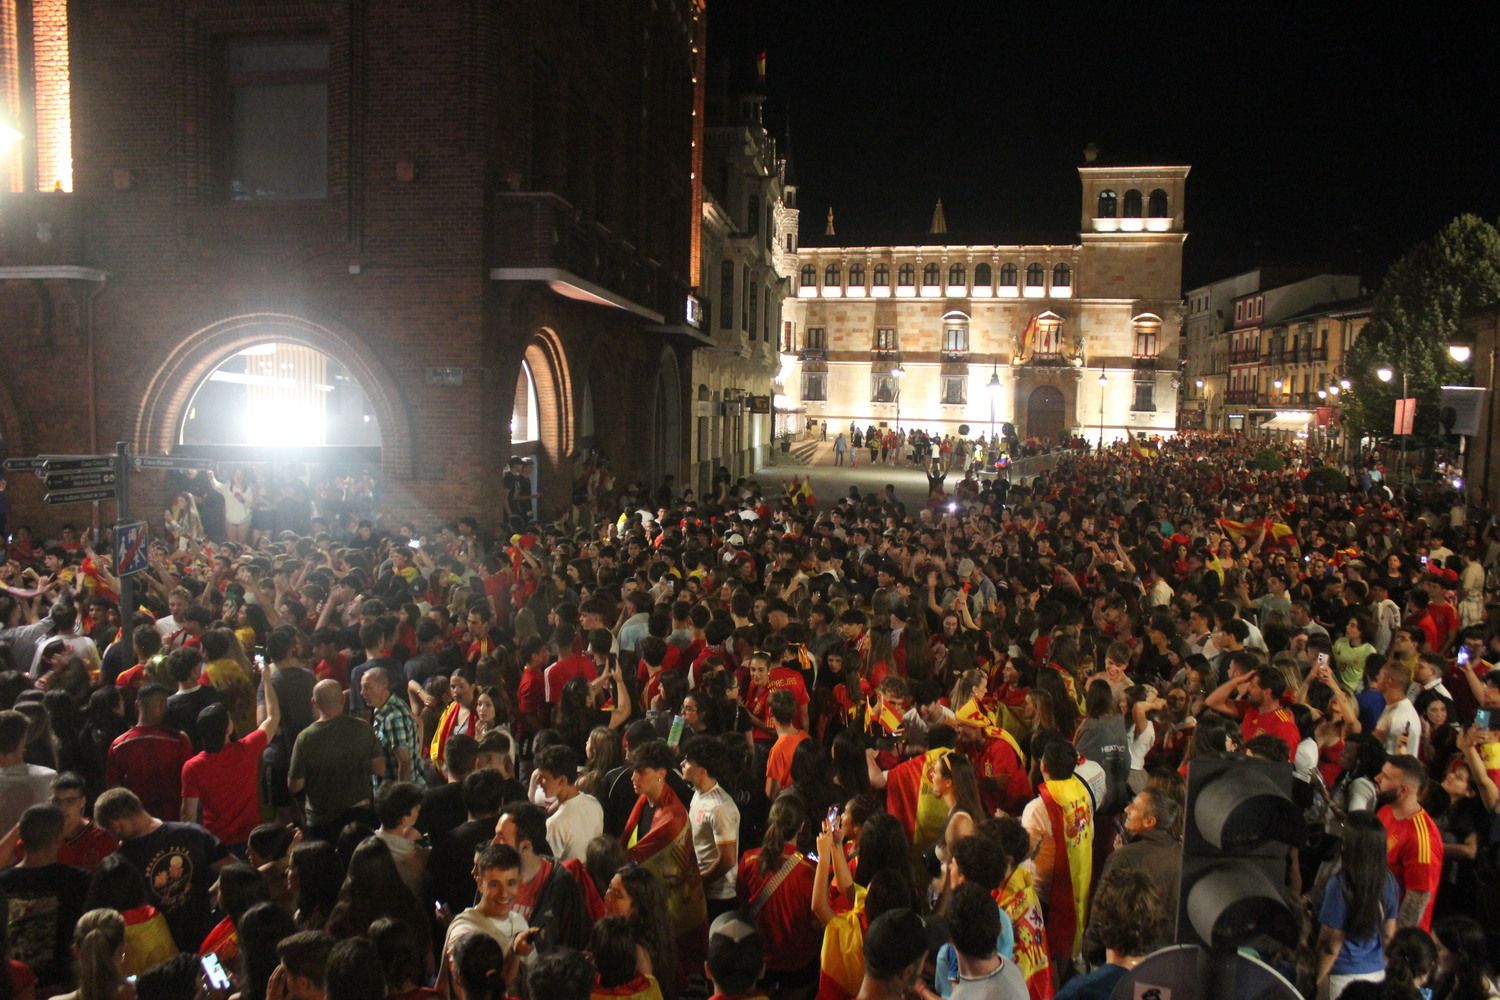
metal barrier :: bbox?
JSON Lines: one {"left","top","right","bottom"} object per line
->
{"left": 996, "top": 449, "right": 1079, "bottom": 483}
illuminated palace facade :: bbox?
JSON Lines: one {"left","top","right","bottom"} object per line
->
{"left": 779, "top": 158, "right": 1189, "bottom": 446}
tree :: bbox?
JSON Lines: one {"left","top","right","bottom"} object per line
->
{"left": 1343, "top": 215, "right": 1500, "bottom": 452}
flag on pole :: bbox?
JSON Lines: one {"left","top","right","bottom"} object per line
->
{"left": 1018, "top": 315, "right": 1039, "bottom": 359}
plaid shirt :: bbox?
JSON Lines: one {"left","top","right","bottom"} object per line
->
{"left": 372, "top": 696, "right": 426, "bottom": 789}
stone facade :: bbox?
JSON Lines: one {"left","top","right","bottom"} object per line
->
{"left": 780, "top": 161, "right": 1189, "bottom": 446}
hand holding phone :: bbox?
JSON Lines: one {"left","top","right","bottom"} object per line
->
{"left": 1476, "top": 708, "right": 1492, "bottom": 732}
{"left": 202, "top": 954, "right": 232, "bottom": 992}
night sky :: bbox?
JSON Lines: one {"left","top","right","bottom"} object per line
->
{"left": 708, "top": 3, "right": 1500, "bottom": 289}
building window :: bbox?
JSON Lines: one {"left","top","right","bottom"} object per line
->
{"left": 1025, "top": 263, "right": 1044, "bottom": 288}
{"left": 800, "top": 264, "right": 816, "bottom": 289}
{"left": 741, "top": 265, "right": 750, "bottom": 329}
{"left": 1123, "top": 189, "right": 1143, "bottom": 218}
{"left": 1097, "top": 189, "right": 1117, "bottom": 218}
{"left": 764, "top": 286, "right": 773, "bottom": 341}
{"left": 848, "top": 263, "right": 865, "bottom": 287}
{"left": 749, "top": 280, "right": 759, "bottom": 338}
{"left": 872, "top": 372, "right": 899, "bottom": 403}
{"left": 225, "top": 37, "right": 330, "bottom": 200}
{"left": 824, "top": 263, "right": 841, "bottom": 287}
{"left": 1033, "top": 314, "right": 1063, "bottom": 356}
{"left": 947, "top": 263, "right": 966, "bottom": 286}
{"left": 1147, "top": 188, "right": 1168, "bottom": 217}
{"left": 1133, "top": 315, "right": 1162, "bottom": 358}
{"left": 1133, "top": 381, "right": 1155, "bottom": 412}
{"left": 999, "top": 263, "right": 1018, "bottom": 287}
{"left": 943, "top": 325, "right": 969, "bottom": 353}
{"left": 1052, "top": 263, "right": 1072, "bottom": 288}
{"left": 719, "top": 261, "right": 734, "bottom": 329}
{"left": 748, "top": 194, "right": 760, "bottom": 235}
{"left": 974, "top": 263, "right": 992, "bottom": 286}
{"left": 804, "top": 327, "right": 826, "bottom": 349}
{"left": 875, "top": 327, "right": 897, "bottom": 351}
{"left": 897, "top": 264, "right": 916, "bottom": 286}
{"left": 922, "top": 263, "right": 941, "bottom": 287}
{"left": 802, "top": 372, "right": 827, "bottom": 401}
{"left": 873, "top": 264, "right": 890, "bottom": 287}
{"left": 942, "top": 375, "right": 967, "bottom": 405}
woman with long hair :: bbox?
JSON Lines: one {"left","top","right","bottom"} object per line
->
{"left": 578, "top": 725, "right": 623, "bottom": 797}
{"left": 82, "top": 856, "right": 176, "bottom": 978}
{"left": 447, "top": 932, "right": 507, "bottom": 1000}
{"left": 1314, "top": 811, "right": 1399, "bottom": 998}
{"left": 734, "top": 794, "right": 819, "bottom": 996}
{"left": 603, "top": 864, "right": 678, "bottom": 1000}
{"left": 326, "top": 839, "right": 432, "bottom": 972}
{"left": 56, "top": 909, "right": 129, "bottom": 1000}
{"left": 233, "top": 903, "right": 297, "bottom": 1000}
{"left": 1384, "top": 927, "right": 1438, "bottom": 1000}
{"left": 199, "top": 864, "right": 268, "bottom": 967}
{"left": 286, "top": 840, "right": 341, "bottom": 931}
{"left": 930, "top": 751, "right": 985, "bottom": 859}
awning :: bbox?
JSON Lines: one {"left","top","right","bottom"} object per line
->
{"left": 1260, "top": 411, "right": 1314, "bottom": 431}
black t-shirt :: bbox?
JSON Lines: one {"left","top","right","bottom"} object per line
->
{"left": 416, "top": 781, "right": 467, "bottom": 838}
{"left": 0, "top": 862, "right": 90, "bottom": 987}
{"left": 164, "top": 685, "right": 226, "bottom": 750}
{"left": 115, "top": 821, "right": 227, "bottom": 951}
{"left": 259, "top": 665, "right": 318, "bottom": 765}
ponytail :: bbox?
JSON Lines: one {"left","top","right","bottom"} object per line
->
{"left": 73, "top": 909, "right": 126, "bottom": 1000}
{"left": 759, "top": 793, "right": 806, "bottom": 874}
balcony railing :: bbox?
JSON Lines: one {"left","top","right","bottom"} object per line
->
{"left": 1225, "top": 389, "right": 1257, "bottom": 404}
{"left": 492, "top": 191, "right": 686, "bottom": 322}
{"left": 1229, "top": 349, "right": 1261, "bottom": 364}
{"left": 1265, "top": 345, "right": 1331, "bottom": 364}
{"left": 1133, "top": 355, "right": 1160, "bottom": 370}
{"left": 0, "top": 193, "right": 87, "bottom": 268}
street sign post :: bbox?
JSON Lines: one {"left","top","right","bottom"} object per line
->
{"left": 132, "top": 455, "right": 218, "bottom": 473}
{"left": 43, "top": 457, "right": 114, "bottom": 473}
{"left": 45, "top": 486, "right": 118, "bottom": 505}
{"left": 1, "top": 458, "right": 47, "bottom": 473}
{"left": 114, "top": 520, "right": 150, "bottom": 577}
{"left": 44, "top": 470, "right": 116, "bottom": 491}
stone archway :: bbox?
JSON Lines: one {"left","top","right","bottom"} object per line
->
{"left": 134, "top": 312, "right": 414, "bottom": 475}
{"left": 509, "top": 327, "right": 574, "bottom": 516}
{"left": 650, "top": 347, "right": 683, "bottom": 489}
{"left": 1026, "top": 384, "right": 1066, "bottom": 443}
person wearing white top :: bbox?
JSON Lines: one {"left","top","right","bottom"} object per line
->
{"left": 533, "top": 744, "right": 603, "bottom": 861}
{"left": 440, "top": 843, "right": 537, "bottom": 993}
{"left": 682, "top": 736, "right": 740, "bottom": 913}
{"left": 1372, "top": 662, "right": 1423, "bottom": 760}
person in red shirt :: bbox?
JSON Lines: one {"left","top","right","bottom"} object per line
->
{"left": 50, "top": 772, "right": 119, "bottom": 869}
{"left": 106, "top": 684, "right": 194, "bottom": 822}
{"left": 180, "top": 661, "right": 282, "bottom": 849}
{"left": 515, "top": 636, "right": 549, "bottom": 739}
{"left": 311, "top": 628, "right": 350, "bottom": 688}
{"left": 1374, "top": 754, "right": 1444, "bottom": 931}
{"left": 1204, "top": 666, "right": 1300, "bottom": 763}
{"left": 745, "top": 651, "right": 809, "bottom": 746}
{"left": 544, "top": 624, "right": 599, "bottom": 705}
{"left": 763, "top": 692, "right": 808, "bottom": 798}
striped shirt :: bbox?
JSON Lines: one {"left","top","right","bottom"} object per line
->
{"left": 1377, "top": 804, "right": 1442, "bottom": 930}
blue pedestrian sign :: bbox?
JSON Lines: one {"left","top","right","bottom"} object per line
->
{"left": 115, "top": 521, "right": 150, "bottom": 577}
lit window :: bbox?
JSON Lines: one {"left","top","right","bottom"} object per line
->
{"left": 875, "top": 328, "right": 897, "bottom": 351}
{"left": 800, "top": 264, "right": 816, "bottom": 289}
{"left": 898, "top": 264, "right": 916, "bottom": 286}
{"left": 873, "top": 264, "right": 890, "bottom": 287}
{"left": 824, "top": 263, "right": 841, "bottom": 287}
{"left": 226, "top": 37, "right": 330, "bottom": 200}
{"left": 1097, "top": 189, "right": 1117, "bottom": 218}
{"left": 804, "top": 327, "right": 826, "bottom": 349}
{"left": 848, "top": 263, "right": 865, "bottom": 287}
{"left": 943, "top": 325, "right": 969, "bottom": 353}
{"left": 948, "top": 263, "right": 966, "bottom": 286}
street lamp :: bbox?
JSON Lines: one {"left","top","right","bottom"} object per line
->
{"left": 1449, "top": 344, "right": 1473, "bottom": 364}
{"left": 1377, "top": 364, "right": 1409, "bottom": 485}
{"left": 1097, "top": 367, "right": 1107, "bottom": 448}
{"left": 987, "top": 364, "right": 1001, "bottom": 458}
{"left": 892, "top": 363, "right": 906, "bottom": 431}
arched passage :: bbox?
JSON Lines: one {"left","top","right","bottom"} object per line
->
{"left": 134, "top": 312, "right": 413, "bottom": 474}
{"left": 650, "top": 348, "right": 683, "bottom": 489}
{"left": 510, "top": 328, "right": 574, "bottom": 517}
{"left": 1026, "top": 385, "right": 1066, "bottom": 442}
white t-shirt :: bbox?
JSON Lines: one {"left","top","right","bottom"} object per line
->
{"left": 545, "top": 791, "right": 603, "bottom": 861}
{"left": 1377, "top": 699, "right": 1423, "bottom": 759}
{"left": 1127, "top": 722, "right": 1155, "bottom": 771}
{"left": 688, "top": 783, "right": 741, "bottom": 900}
{"left": 443, "top": 907, "right": 532, "bottom": 965}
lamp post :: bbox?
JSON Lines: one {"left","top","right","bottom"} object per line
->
{"left": 987, "top": 364, "right": 1001, "bottom": 464}
{"left": 892, "top": 363, "right": 906, "bottom": 432}
{"left": 1377, "top": 364, "right": 1408, "bottom": 485}
{"left": 1097, "top": 366, "right": 1107, "bottom": 448}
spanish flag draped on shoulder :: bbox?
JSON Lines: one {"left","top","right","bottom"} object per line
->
{"left": 786, "top": 475, "right": 816, "bottom": 508}
{"left": 1130, "top": 439, "right": 1157, "bottom": 461}
{"left": 1217, "top": 516, "right": 1300, "bottom": 556}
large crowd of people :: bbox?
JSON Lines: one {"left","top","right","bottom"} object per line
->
{"left": 1, "top": 432, "right": 1498, "bottom": 1000}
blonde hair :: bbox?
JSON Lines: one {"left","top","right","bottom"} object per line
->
{"left": 73, "top": 908, "right": 126, "bottom": 1000}
{"left": 951, "top": 668, "right": 986, "bottom": 708}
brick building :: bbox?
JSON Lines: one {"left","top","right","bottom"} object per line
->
{"left": 780, "top": 152, "right": 1189, "bottom": 446}
{"left": 0, "top": 0, "right": 705, "bottom": 530}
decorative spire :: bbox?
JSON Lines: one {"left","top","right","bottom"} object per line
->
{"left": 930, "top": 198, "right": 947, "bottom": 235}
{"left": 825, "top": 206, "right": 835, "bottom": 236}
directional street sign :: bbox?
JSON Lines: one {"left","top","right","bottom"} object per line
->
{"left": 115, "top": 521, "right": 150, "bottom": 577}
{"left": 132, "top": 455, "right": 218, "bottom": 473}
{"left": 45, "top": 486, "right": 117, "bottom": 505}
{"left": 1, "top": 458, "right": 46, "bottom": 472}
{"left": 43, "top": 456, "right": 113, "bottom": 473}
{"left": 45, "top": 470, "right": 116, "bottom": 491}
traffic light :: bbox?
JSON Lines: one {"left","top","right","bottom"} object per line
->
{"left": 1176, "top": 756, "right": 1305, "bottom": 950}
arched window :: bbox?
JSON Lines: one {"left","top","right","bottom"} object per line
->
{"left": 947, "top": 263, "right": 966, "bottom": 286}
{"left": 973, "top": 263, "right": 992, "bottom": 286}
{"left": 898, "top": 264, "right": 916, "bottom": 286}
{"left": 824, "top": 263, "right": 841, "bottom": 286}
{"left": 1025, "top": 263, "right": 1045, "bottom": 287}
{"left": 999, "top": 263, "right": 1018, "bottom": 287}
{"left": 800, "top": 264, "right": 816, "bottom": 288}
{"left": 873, "top": 263, "right": 890, "bottom": 286}
{"left": 1123, "top": 189, "right": 1143, "bottom": 218}
{"left": 1052, "top": 263, "right": 1072, "bottom": 287}
{"left": 1147, "top": 189, "right": 1168, "bottom": 218}
{"left": 848, "top": 263, "right": 865, "bottom": 287}
{"left": 1097, "top": 189, "right": 1117, "bottom": 218}
{"left": 1133, "top": 314, "right": 1163, "bottom": 358}
{"left": 922, "top": 262, "right": 940, "bottom": 286}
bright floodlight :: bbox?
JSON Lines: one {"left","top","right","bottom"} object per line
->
{"left": 1328, "top": 384, "right": 1340, "bottom": 396}
{"left": 1273, "top": 379, "right": 1283, "bottom": 390}
{"left": 1195, "top": 378, "right": 1204, "bottom": 389}
{"left": 1376, "top": 366, "right": 1394, "bottom": 383}
{"left": 1318, "top": 389, "right": 1327, "bottom": 399}
{"left": 1449, "top": 344, "right": 1473, "bottom": 363}
{"left": 1339, "top": 378, "right": 1351, "bottom": 390}
{"left": 892, "top": 365, "right": 906, "bottom": 379}
{"left": 987, "top": 369, "right": 1001, "bottom": 393}
{"left": 0, "top": 123, "right": 20, "bottom": 149}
